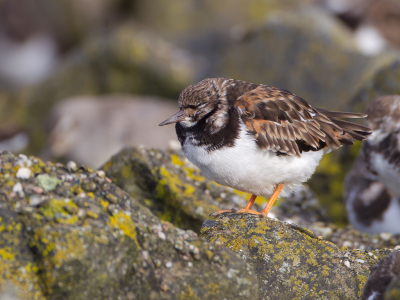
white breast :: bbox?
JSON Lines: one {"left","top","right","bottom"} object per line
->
{"left": 183, "top": 124, "right": 325, "bottom": 197}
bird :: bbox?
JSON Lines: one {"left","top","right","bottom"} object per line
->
{"left": 362, "top": 250, "right": 400, "bottom": 300}
{"left": 159, "top": 78, "right": 371, "bottom": 217}
{"left": 362, "top": 95, "right": 400, "bottom": 199}
{"left": 344, "top": 95, "right": 400, "bottom": 234}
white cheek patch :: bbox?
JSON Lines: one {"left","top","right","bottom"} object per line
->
{"left": 181, "top": 118, "right": 196, "bottom": 127}
{"left": 209, "top": 110, "right": 228, "bottom": 134}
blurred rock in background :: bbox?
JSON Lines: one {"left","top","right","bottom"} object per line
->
{"left": 321, "top": 0, "right": 400, "bottom": 55}
{"left": 0, "top": 23, "right": 200, "bottom": 158}
{"left": 131, "top": 0, "right": 319, "bottom": 54}
{"left": 204, "top": 7, "right": 395, "bottom": 111}
{"left": 43, "top": 95, "right": 180, "bottom": 168}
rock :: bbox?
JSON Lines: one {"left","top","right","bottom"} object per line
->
{"left": 101, "top": 146, "right": 268, "bottom": 232}
{"left": 273, "top": 185, "right": 328, "bottom": 227}
{"left": 0, "top": 22, "right": 200, "bottom": 155}
{"left": 365, "top": 0, "right": 400, "bottom": 50}
{"left": 101, "top": 146, "right": 330, "bottom": 233}
{"left": 133, "top": 0, "right": 318, "bottom": 52}
{"left": 0, "top": 151, "right": 257, "bottom": 299}
{"left": 363, "top": 250, "right": 400, "bottom": 300}
{"left": 43, "top": 95, "right": 180, "bottom": 168}
{"left": 352, "top": 60, "right": 400, "bottom": 113}
{"left": 206, "top": 7, "right": 394, "bottom": 111}
{"left": 201, "top": 212, "right": 394, "bottom": 300}
{"left": 308, "top": 222, "right": 400, "bottom": 251}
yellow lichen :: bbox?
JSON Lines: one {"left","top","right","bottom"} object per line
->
{"left": 51, "top": 231, "right": 85, "bottom": 269}
{"left": 357, "top": 274, "right": 368, "bottom": 298}
{"left": 0, "top": 248, "right": 15, "bottom": 261}
{"left": 99, "top": 199, "right": 109, "bottom": 210}
{"left": 170, "top": 154, "right": 185, "bottom": 167}
{"left": 87, "top": 211, "right": 99, "bottom": 219}
{"left": 179, "top": 284, "right": 202, "bottom": 300}
{"left": 108, "top": 212, "right": 140, "bottom": 249}
{"left": 156, "top": 166, "right": 196, "bottom": 198}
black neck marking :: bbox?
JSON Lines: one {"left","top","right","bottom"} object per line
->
{"left": 176, "top": 106, "right": 241, "bottom": 152}
{"left": 352, "top": 178, "right": 392, "bottom": 227}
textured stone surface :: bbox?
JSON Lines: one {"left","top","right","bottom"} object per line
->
{"left": 0, "top": 152, "right": 258, "bottom": 299}
{"left": 201, "top": 213, "right": 394, "bottom": 300}
{"left": 352, "top": 60, "right": 400, "bottom": 112}
{"left": 101, "top": 146, "right": 268, "bottom": 232}
{"left": 101, "top": 146, "right": 332, "bottom": 233}
{"left": 308, "top": 222, "right": 400, "bottom": 251}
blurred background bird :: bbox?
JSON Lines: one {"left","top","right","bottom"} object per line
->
{"left": 344, "top": 95, "right": 400, "bottom": 234}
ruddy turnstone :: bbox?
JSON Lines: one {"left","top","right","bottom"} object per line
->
{"left": 345, "top": 95, "right": 400, "bottom": 234}
{"left": 362, "top": 250, "right": 400, "bottom": 300}
{"left": 159, "top": 78, "right": 371, "bottom": 217}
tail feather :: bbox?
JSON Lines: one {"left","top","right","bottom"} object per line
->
{"left": 331, "top": 119, "right": 372, "bottom": 135}
{"left": 316, "top": 107, "right": 372, "bottom": 146}
{"left": 315, "top": 108, "right": 367, "bottom": 119}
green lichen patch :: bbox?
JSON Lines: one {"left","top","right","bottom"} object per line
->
{"left": 36, "top": 174, "right": 62, "bottom": 192}
{"left": 202, "top": 213, "right": 392, "bottom": 300}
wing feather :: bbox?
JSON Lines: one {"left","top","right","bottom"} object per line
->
{"left": 235, "top": 85, "right": 371, "bottom": 157}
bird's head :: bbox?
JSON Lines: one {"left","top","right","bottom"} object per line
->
{"left": 159, "top": 78, "right": 230, "bottom": 131}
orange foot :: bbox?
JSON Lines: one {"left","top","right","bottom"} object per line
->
{"left": 209, "top": 183, "right": 285, "bottom": 218}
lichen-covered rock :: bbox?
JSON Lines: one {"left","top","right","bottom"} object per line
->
{"left": 101, "top": 146, "right": 269, "bottom": 232}
{"left": 102, "top": 146, "right": 329, "bottom": 233}
{"left": 0, "top": 151, "right": 258, "bottom": 299}
{"left": 201, "top": 213, "right": 394, "bottom": 300}
{"left": 0, "top": 191, "right": 46, "bottom": 300}
{"left": 308, "top": 222, "right": 400, "bottom": 251}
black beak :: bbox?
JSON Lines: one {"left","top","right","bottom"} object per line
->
{"left": 159, "top": 110, "right": 187, "bottom": 126}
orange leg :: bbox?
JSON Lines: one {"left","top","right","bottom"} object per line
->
{"left": 261, "top": 182, "right": 284, "bottom": 217}
{"left": 210, "top": 194, "right": 260, "bottom": 217}
{"left": 234, "top": 194, "right": 262, "bottom": 215}
{"left": 210, "top": 183, "right": 284, "bottom": 218}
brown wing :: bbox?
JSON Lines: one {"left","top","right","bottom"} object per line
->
{"left": 235, "top": 85, "right": 371, "bottom": 157}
